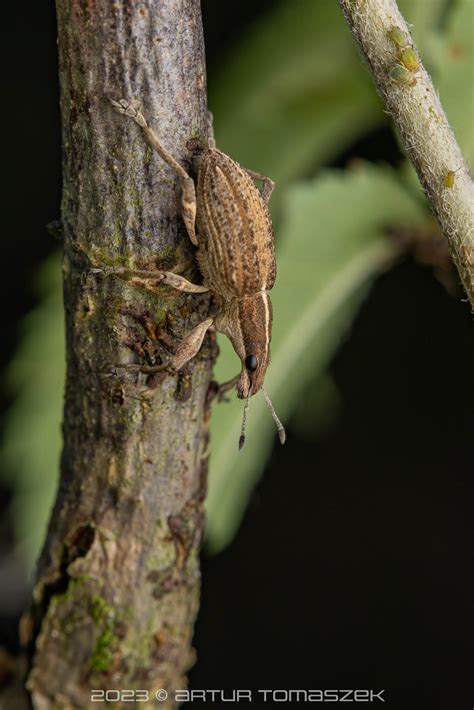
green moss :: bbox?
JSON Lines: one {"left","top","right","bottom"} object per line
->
{"left": 87, "top": 244, "right": 129, "bottom": 268}
{"left": 90, "top": 594, "right": 119, "bottom": 673}
{"left": 91, "top": 594, "right": 112, "bottom": 622}
{"left": 90, "top": 625, "right": 119, "bottom": 673}
{"left": 160, "top": 245, "right": 179, "bottom": 260}
{"left": 129, "top": 185, "right": 143, "bottom": 211}
{"left": 144, "top": 144, "right": 154, "bottom": 164}
{"left": 152, "top": 305, "right": 168, "bottom": 324}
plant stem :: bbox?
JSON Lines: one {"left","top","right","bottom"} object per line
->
{"left": 338, "top": 0, "right": 474, "bottom": 309}
{"left": 20, "top": 0, "right": 213, "bottom": 707}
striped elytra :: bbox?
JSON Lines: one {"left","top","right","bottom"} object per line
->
{"left": 195, "top": 149, "right": 276, "bottom": 300}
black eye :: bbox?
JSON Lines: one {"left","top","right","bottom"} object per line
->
{"left": 245, "top": 354, "right": 258, "bottom": 372}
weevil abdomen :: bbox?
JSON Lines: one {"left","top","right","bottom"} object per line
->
{"left": 195, "top": 149, "right": 276, "bottom": 299}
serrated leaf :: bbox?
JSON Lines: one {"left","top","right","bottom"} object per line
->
{"left": 206, "top": 164, "right": 427, "bottom": 553}
{"left": 210, "top": 0, "right": 382, "bottom": 184}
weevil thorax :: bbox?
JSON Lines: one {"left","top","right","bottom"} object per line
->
{"left": 215, "top": 292, "right": 273, "bottom": 398}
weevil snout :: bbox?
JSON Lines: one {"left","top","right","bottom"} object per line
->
{"left": 236, "top": 368, "right": 254, "bottom": 399}
{"left": 236, "top": 292, "right": 273, "bottom": 398}
{"left": 236, "top": 355, "right": 265, "bottom": 399}
{"left": 237, "top": 353, "right": 260, "bottom": 399}
{"left": 215, "top": 292, "right": 273, "bottom": 399}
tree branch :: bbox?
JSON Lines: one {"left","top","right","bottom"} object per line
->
{"left": 18, "top": 0, "right": 213, "bottom": 707}
{"left": 338, "top": 0, "right": 474, "bottom": 309}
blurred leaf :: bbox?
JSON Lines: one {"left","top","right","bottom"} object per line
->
{"left": 436, "top": 0, "right": 474, "bottom": 164}
{"left": 206, "top": 163, "right": 427, "bottom": 553}
{"left": 1, "top": 255, "right": 64, "bottom": 566}
{"left": 210, "top": 0, "right": 382, "bottom": 184}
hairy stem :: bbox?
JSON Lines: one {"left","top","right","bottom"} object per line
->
{"left": 338, "top": 0, "right": 474, "bottom": 308}
{"left": 16, "top": 1, "right": 213, "bottom": 708}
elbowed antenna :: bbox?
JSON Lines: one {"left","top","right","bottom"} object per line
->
{"left": 239, "top": 395, "right": 250, "bottom": 450}
{"left": 238, "top": 389, "right": 286, "bottom": 450}
{"left": 262, "top": 388, "right": 286, "bottom": 445}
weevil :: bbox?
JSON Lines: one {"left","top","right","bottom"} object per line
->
{"left": 108, "top": 99, "right": 285, "bottom": 448}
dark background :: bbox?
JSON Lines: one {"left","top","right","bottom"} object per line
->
{"left": 1, "top": 2, "right": 473, "bottom": 709}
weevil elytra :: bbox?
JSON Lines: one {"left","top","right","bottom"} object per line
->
{"left": 108, "top": 99, "right": 285, "bottom": 448}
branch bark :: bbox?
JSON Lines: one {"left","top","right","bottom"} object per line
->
{"left": 338, "top": 0, "right": 474, "bottom": 309}
{"left": 19, "top": 1, "right": 213, "bottom": 707}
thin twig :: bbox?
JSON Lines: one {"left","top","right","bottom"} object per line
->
{"left": 338, "top": 0, "right": 474, "bottom": 309}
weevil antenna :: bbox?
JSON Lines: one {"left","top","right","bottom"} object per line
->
{"left": 262, "top": 387, "right": 286, "bottom": 444}
{"left": 239, "top": 395, "right": 250, "bottom": 450}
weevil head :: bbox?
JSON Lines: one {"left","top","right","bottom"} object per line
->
{"left": 216, "top": 292, "right": 273, "bottom": 399}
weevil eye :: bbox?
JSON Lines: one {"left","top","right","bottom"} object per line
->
{"left": 245, "top": 354, "right": 258, "bottom": 372}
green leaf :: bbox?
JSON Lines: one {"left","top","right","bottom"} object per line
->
{"left": 1, "top": 255, "right": 65, "bottom": 566}
{"left": 436, "top": 0, "right": 474, "bottom": 164}
{"left": 210, "top": 0, "right": 382, "bottom": 184}
{"left": 206, "top": 163, "right": 427, "bottom": 553}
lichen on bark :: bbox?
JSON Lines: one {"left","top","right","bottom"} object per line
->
{"left": 19, "top": 1, "right": 214, "bottom": 707}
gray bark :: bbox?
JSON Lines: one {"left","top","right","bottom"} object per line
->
{"left": 19, "top": 1, "right": 213, "bottom": 707}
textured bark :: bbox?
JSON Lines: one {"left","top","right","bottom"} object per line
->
{"left": 338, "top": 0, "right": 474, "bottom": 310}
{"left": 21, "top": 1, "right": 213, "bottom": 707}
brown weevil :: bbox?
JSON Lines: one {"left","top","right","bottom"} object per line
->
{"left": 108, "top": 99, "right": 285, "bottom": 449}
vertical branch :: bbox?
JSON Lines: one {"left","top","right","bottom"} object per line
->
{"left": 20, "top": 0, "right": 213, "bottom": 707}
{"left": 338, "top": 0, "right": 474, "bottom": 308}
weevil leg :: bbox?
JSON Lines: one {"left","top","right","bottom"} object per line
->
{"left": 110, "top": 317, "right": 214, "bottom": 376}
{"left": 207, "top": 110, "right": 216, "bottom": 149}
{"left": 93, "top": 265, "right": 209, "bottom": 294}
{"left": 170, "top": 317, "right": 214, "bottom": 371}
{"left": 243, "top": 167, "right": 275, "bottom": 203}
{"left": 111, "top": 98, "right": 199, "bottom": 246}
{"left": 215, "top": 374, "right": 240, "bottom": 402}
